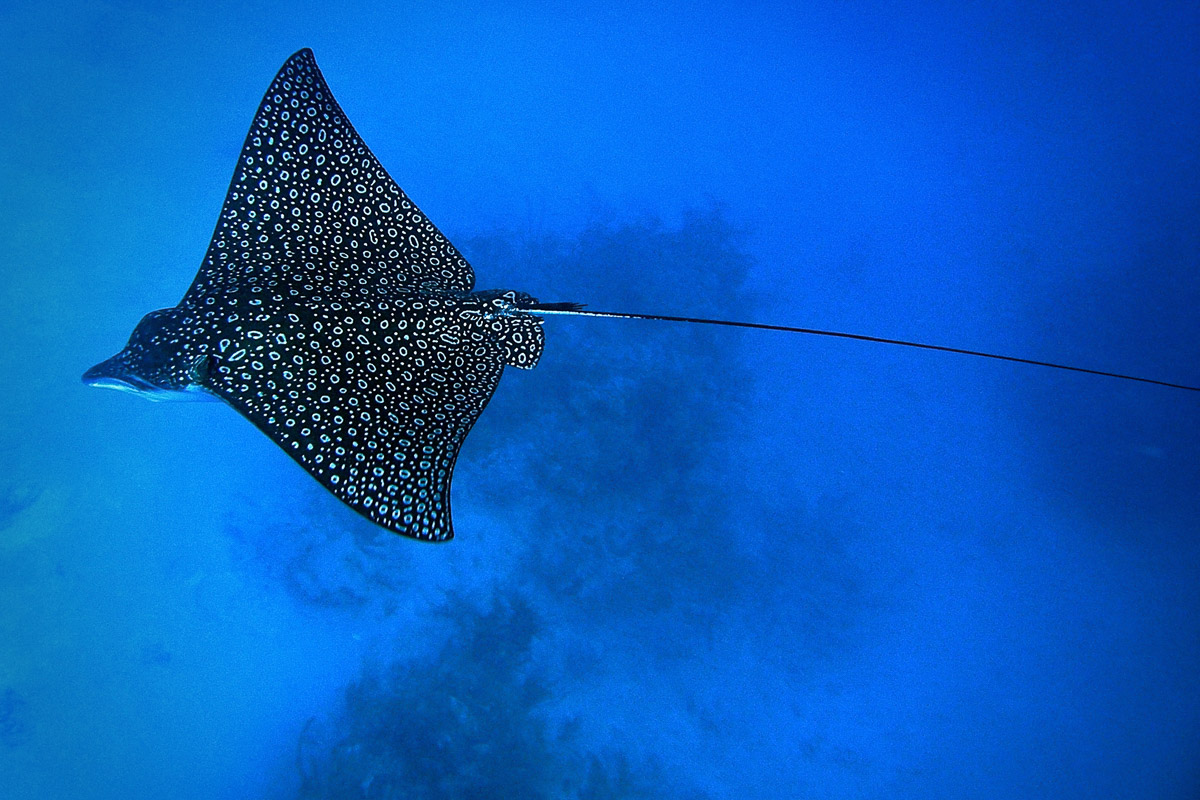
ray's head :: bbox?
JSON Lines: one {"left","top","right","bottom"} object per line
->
{"left": 83, "top": 308, "right": 209, "bottom": 401}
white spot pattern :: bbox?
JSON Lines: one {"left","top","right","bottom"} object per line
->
{"left": 210, "top": 295, "right": 506, "bottom": 540}
{"left": 161, "top": 49, "right": 551, "bottom": 540}
{"left": 184, "top": 49, "right": 474, "bottom": 307}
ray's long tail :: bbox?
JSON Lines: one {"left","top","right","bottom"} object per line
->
{"left": 528, "top": 304, "right": 1199, "bottom": 393}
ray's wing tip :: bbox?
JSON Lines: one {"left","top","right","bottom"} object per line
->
{"left": 411, "top": 528, "right": 456, "bottom": 543}
{"left": 426, "top": 522, "right": 454, "bottom": 543}
{"left": 281, "top": 48, "right": 317, "bottom": 70}
{"left": 375, "top": 512, "right": 455, "bottom": 542}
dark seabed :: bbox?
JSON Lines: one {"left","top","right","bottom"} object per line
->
{"left": 1, "top": 2, "right": 1198, "bottom": 798}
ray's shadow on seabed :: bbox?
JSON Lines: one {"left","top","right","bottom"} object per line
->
{"left": 227, "top": 211, "right": 871, "bottom": 798}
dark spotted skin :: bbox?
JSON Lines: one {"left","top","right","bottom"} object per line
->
{"left": 204, "top": 289, "right": 539, "bottom": 540}
{"left": 89, "top": 49, "right": 550, "bottom": 540}
{"left": 185, "top": 49, "right": 476, "bottom": 306}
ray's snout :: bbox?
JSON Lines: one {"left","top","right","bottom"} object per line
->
{"left": 82, "top": 353, "right": 148, "bottom": 393}
{"left": 82, "top": 355, "right": 121, "bottom": 385}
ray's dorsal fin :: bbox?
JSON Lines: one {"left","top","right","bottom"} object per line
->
{"left": 472, "top": 290, "right": 548, "bottom": 369}
{"left": 183, "top": 48, "right": 474, "bottom": 307}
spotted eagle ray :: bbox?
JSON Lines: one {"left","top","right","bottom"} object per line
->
{"left": 83, "top": 49, "right": 1198, "bottom": 541}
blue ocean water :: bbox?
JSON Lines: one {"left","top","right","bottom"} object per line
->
{"left": 2, "top": 1, "right": 1198, "bottom": 797}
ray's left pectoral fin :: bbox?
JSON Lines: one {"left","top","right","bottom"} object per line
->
{"left": 195, "top": 347, "right": 485, "bottom": 542}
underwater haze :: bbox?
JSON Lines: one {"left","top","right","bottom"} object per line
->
{"left": 2, "top": 1, "right": 1199, "bottom": 798}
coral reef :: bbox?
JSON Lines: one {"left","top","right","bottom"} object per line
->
{"left": 294, "top": 594, "right": 707, "bottom": 799}
{"left": 0, "top": 687, "right": 29, "bottom": 748}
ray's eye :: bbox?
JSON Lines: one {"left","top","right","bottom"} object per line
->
{"left": 127, "top": 309, "right": 184, "bottom": 372}
{"left": 133, "top": 310, "right": 173, "bottom": 341}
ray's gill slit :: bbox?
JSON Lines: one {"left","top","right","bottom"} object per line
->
{"left": 82, "top": 49, "right": 1199, "bottom": 540}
